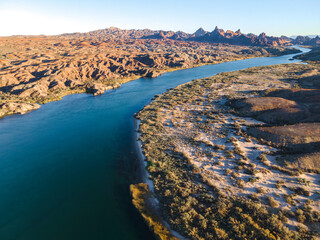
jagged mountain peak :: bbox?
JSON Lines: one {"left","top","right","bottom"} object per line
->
{"left": 194, "top": 27, "right": 207, "bottom": 37}
{"left": 259, "top": 32, "right": 266, "bottom": 38}
{"left": 61, "top": 26, "right": 299, "bottom": 47}
{"left": 211, "top": 26, "right": 225, "bottom": 36}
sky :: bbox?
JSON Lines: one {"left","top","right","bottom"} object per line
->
{"left": 0, "top": 0, "right": 319, "bottom": 37}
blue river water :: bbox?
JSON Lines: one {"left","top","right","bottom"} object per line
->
{"left": 0, "top": 47, "right": 309, "bottom": 240}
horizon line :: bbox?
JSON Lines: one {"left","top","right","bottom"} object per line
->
{"left": 0, "top": 26, "right": 319, "bottom": 38}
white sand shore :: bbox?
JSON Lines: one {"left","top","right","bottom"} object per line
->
{"left": 134, "top": 117, "right": 188, "bottom": 240}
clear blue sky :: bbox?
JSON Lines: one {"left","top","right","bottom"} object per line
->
{"left": 0, "top": 0, "right": 319, "bottom": 37}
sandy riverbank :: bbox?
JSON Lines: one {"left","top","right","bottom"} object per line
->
{"left": 131, "top": 118, "right": 187, "bottom": 240}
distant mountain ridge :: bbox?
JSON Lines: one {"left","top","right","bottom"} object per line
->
{"left": 188, "top": 27, "right": 290, "bottom": 46}
{"left": 61, "top": 26, "right": 320, "bottom": 47}
{"left": 291, "top": 35, "right": 319, "bottom": 39}
{"left": 293, "top": 35, "right": 320, "bottom": 46}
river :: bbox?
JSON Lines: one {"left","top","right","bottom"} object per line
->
{"left": 0, "top": 47, "right": 309, "bottom": 240}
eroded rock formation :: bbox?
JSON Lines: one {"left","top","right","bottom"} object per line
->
{"left": 0, "top": 27, "right": 301, "bottom": 117}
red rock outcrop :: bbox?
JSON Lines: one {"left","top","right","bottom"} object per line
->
{"left": 0, "top": 27, "right": 300, "bottom": 117}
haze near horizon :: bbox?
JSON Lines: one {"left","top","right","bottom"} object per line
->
{"left": 0, "top": 0, "right": 319, "bottom": 37}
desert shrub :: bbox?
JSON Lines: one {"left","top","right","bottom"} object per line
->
{"left": 214, "top": 144, "right": 226, "bottom": 150}
{"left": 290, "top": 187, "right": 311, "bottom": 197}
{"left": 214, "top": 227, "right": 229, "bottom": 239}
{"left": 231, "top": 172, "right": 240, "bottom": 178}
{"left": 275, "top": 183, "right": 282, "bottom": 189}
{"left": 277, "top": 211, "right": 289, "bottom": 223}
{"left": 217, "top": 161, "right": 224, "bottom": 166}
{"left": 296, "top": 209, "right": 306, "bottom": 223}
{"left": 248, "top": 193, "right": 260, "bottom": 202}
{"left": 257, "top": 187, "right": 267, "bottom": 194}
{"left": 244, "top": 167, "right": 259, "bottom": 176}
{"left": 249, "top": 177, "right": 260, "bottom": 183}
{"left": 249, "top": 163, "right": 256, "bottom": 168}
{"left": 284, "top": 195, "right": 296, "bottom": 206}
{"left": 259, "top": 168, "right": 271, "bottom": 175}
{"left": 226, "top": 137, "right": 237, "bottom": 143}
{"left": 296, "top": 224, "right": 308, "bottom": 233}
{"left": 276, "top": 180, "right": 285, "bottom": 189}
{"left": 225, "top": 150, "right": 235, "bottom": 159}
{"left": 267, "top": 197, "right": 279, "bottom": 208}
{"left": 235, "top": 179, "right": 245, "bottom": 188}
{"left": 297, "top": 178, "right": 311, "bottom": 186}
{"left": 234, "top": 146, "right": 245, "bottom": 157}
{"left": 271, "top": 165, "right": 302, "bottom": 176}
{"left": 258, "top": 153, "right": 268, "bottom": 163}
{"left": 192, "top": 166, "right": 201, "bottom": 174}
{"left": 237, "top": 159, "right": 247, "bottom": 166}
{"left": 237, "top": 165, "right": 244, "bottom": 171}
